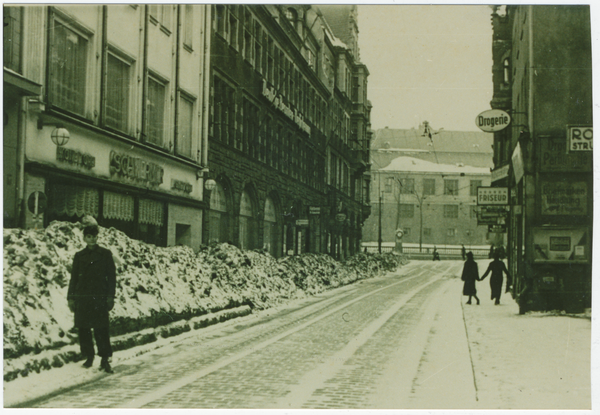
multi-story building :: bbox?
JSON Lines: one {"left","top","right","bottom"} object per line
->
{"left": 490, "top": 6, "right": 592, "bottom": 313}
{"left": 363, "top": 127, "right": 493, "bottom": 248}
{"left": 204, "top": 5, "right": 372, "bottom": 258}
{"left": 3, "top": 5, "right": 212, "bottom": 250}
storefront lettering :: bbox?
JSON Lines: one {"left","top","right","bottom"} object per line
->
{"left": 109, "top": 150, "right": 164, "bottom": 186}
{"left": 541, "top": 181, "right": 587, "bottom": 216}
{"left": 262, "top": 80, "right": 311, "bottom": 135}
{"left": 171, "top": 179, "right": 193, "bottom": 193}
{"left": 56, "top": 146, "right": 95, "bottom": 169}
{"left": 540, "top": 138, "right": 591, "bottom": 172}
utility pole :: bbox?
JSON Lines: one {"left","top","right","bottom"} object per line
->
{"left": 378, "top": 173, "right": 382, "bottom": 253}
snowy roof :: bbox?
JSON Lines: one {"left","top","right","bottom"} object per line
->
{"left": 372, "top": 127, "right": 493, "bottom": 155}
{"left": 380, "top": 156, "right": 491, "bottom": 175}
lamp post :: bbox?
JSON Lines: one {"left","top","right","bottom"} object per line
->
{"left": 378, "top": 190, "right": 383, "bottom": 254}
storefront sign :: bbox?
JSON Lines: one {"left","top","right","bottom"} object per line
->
{"left": 475, "top": 109, "right": 511, "bottom": 132}
{"left": 262, "top": 80, "right": 311, "bottom": 135}
{"left": 477, "top": 206, "right": 508, "bottom": 225}
{"left": 540, "top": 138, "right": 591, "bottom": 172}
{"left": 309, "top": 206, "right": 321, "bottom": 215}
{"left": 541, "top": 180, "right": 587, "bottom": 216}
{"left": 491, "top": 164, "right": 509, "bottom": 182}
{"left": 512, "top": 142, "right": 524, "bottom": 184}
{"left": 568, "top": 126, "right": 593, "bottom": 152}
{"left": 109, "top": 150, "right": 164, "bottom": 186}
{"left": 296, "top": 219, "right": 309, "bottom": 226}
{"left": 56, "top": 146, "right": 95, "bottom": 169}
{"left": 171, "top": 179, "right": 193, "bottom": 193}
{"left": 477, "top": 187, "right": 508, "bottom": 205}
{"left": 488, "top": 224, "right": 506, "bottom": 233}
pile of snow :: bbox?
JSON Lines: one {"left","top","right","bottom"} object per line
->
{"left": 4, "top": 221, "right": 407, "bottom": 380}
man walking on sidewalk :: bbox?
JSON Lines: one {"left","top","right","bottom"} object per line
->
{"left": 68, "top": 223, "right": 116, "bottom": 373}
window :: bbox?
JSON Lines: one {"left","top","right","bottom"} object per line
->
{"left": 423, "top": 228, "right": 431, "bottom": 237}
{"left": 399, "top": 204, "right": 414, "bottom": 218}
{"left": 228, "top": 6, "right": 238, "bottom": 49}
{"left": 399, "top": 178, "right": 415, "bottom": 194}
{"left": 444, "top": 205, "right": 459, "bottom": 218}
{"left": 49, "top": 20, "right": 88, "bottom": 116}
{"left": 447, "top": 228, "right": 457, "bottom": 237}
{"left": 403, "top": 228, "right": 411, "bottom": 236}
{"left": 183, "top": 5, "right": 193, "bottom": 49}
{"left": 243, "top": 10, "right": 254, "bottom": 64}
{"left": 254, "top": 25, "right": 263, "bottom": 73}
{"left": 285, "top": 8, "right": 297, "bottom": 21}
{"left": 149, "top": 5, "right": 172, "bottom": 33}
{"left": 4, "top": 6, "right": 22, "bottom": 72}
{"left": 146, "top": 76, "right": 166, "bottom": 147}
{"left": 105, "top": 53, "right": 130, "bottom": 132}
{"left": 423, "top": 178, "right": 436, "bottom": 196}
{"left": 470, "top": 206, "right": 478, "bottom": 219}
{"left": 470, "top": 180, "right": 482, "bottom": 196}
{"left": 214, "top": 5, "right": 227, "bottom": 37}
{"left": 503, "top": 58, "right": 510, "bottom": 84}
{"left": 444, "top": 179, "right": 459, "bottom": 195}
{"left": 177, "top": 95, "right": 194, "bottom": 158}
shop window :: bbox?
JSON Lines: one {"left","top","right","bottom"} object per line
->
{"left": 105, "top": 53, "right": 131, "bottom": 132}
{"left": 146, "top": 75, "right": 166, "bottom": 147}
{"left": 470, "top": 180, "right": 482, "bottom": 196}
{"left": 444, "top": 179, "right": 459, "bottom": 195}
{"left": 101, "top": 191, "right": 135, "bottom": 239}
{"left": 176, "top": 223, "right": 191, "bottom": 246}
{"left": 177, "top": 94, "right": 194, "bottom": 158}
{"left": 49, "top": 183, "right": 99, "bottom": 221}
{"left": 49, "top": 19, "right": 89, "bottom": 116}
{"left": 139, "top": 198, "right": 165, "bottom": 246}
{"left": 444, "top": 204, "right": 459, "bottom": 218}
{"left": 423, "top": 178, "right": 436, "bottom": 196}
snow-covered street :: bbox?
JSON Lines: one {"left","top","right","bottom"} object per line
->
{"left": 4, "top": 259, "right": 591, "bottom": 410}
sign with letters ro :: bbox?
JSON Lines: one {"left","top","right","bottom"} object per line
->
{"left": 568, "top": 126, "right": 593, "bottom": 152}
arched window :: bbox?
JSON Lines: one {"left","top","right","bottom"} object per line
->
{"left": 208, "top": 182, "right": 230, "bottom": 244}
{"left": 263, "top": 197, "right": 281, "bottom": 257}
{"left": 239, "top": 190, "right": 256, "bottom": 250}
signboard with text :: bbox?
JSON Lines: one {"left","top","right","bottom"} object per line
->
{"left": 477, "top": 187, "right": 508, "bottom": 205}
{"left": 540, "top": 137, "right": 591, "bottom": 172}
{"left": 540, "top": 180, "right": 587, "bottom": 216}
{"left": 568, "top": 126, "right": 593, "bottom": 152}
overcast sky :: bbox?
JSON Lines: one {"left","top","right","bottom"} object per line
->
{"left": 358, "top": 5, "right": 494, "bottom": 132}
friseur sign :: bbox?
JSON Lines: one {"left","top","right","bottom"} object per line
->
{"left": 475, "top": 109, "right": 511, "bottom": 132}
{"left": 477, "top": 187, "right": 508, "bottom": 205}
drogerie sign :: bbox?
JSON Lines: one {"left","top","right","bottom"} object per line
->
{"left": 475, "top": 109, "right": 511, "bottom": 132}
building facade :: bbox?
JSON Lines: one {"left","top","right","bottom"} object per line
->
{"left": 204, "top": 5, "right": 372, "bottom": 258}
{"left": 363, "top": 127, "right": 494, "bottom": 248}
{"left": 490, "top": 6, "right": 592, "bottom": 312}
{"left": 3, "top": 5, "right": 212, "bottom": 250}
{"left": 364, "top": 156, "right": 491, "bottom": 248}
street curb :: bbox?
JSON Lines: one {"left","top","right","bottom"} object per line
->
{"left": 3, "top": 306, "right": 252, "bottom": 385}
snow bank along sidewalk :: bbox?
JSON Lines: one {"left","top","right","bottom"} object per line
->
{"left": 462, "top": 260, "right": 591, "bottom": 410}
{"left": 3, "top": 221, "right": 407, "bottom": 388}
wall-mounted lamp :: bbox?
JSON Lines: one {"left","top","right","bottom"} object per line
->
{"left": 204, "top": 178, "right": 217, "bottom": 191}
{"left": 37, "top": 116, "right": 70, "bottom": 146}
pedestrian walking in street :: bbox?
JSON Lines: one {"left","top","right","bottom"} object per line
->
{"left": 479, "top": 251, "right": 512, "bottom": 305}
{"left": 432, "top": 246, "right": 441, "bottom": 261}
{"left": 461, "top": 245, "right": 466, "bottom": 261}
{"left": 488, "top": 245, "right": 495, "bottom": 259}
{"left": 461, "top": 252, "right": 480, "bottom": 305}
{"left": 68, "top": 224, "right": 116, "bottom": 373}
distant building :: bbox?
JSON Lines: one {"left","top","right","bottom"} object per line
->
{"left": 363, "top": 127, "right": 493, "bottom": 248}
{"left": 490, "top": 6, "right": 592, "bottom": 313}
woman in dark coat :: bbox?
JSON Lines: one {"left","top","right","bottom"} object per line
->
{"left": 480, "top": 251, "right": 511, "bottom": 305}
{"left": 461, "top": 251, "right": 480, "bottom": 304}
{"left": 68, "top": 225, "right": 116, "bottom": 373}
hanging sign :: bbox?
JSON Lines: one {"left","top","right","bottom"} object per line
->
{"left": 477, "top": 187, "right": 508, "bottom": 205}
{"left": 475, "top": 109, "right": 511, "bottom": 132}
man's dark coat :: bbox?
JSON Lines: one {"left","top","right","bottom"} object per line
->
{"left": 68, "top": 245, "right": 116, "bottom": 328}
